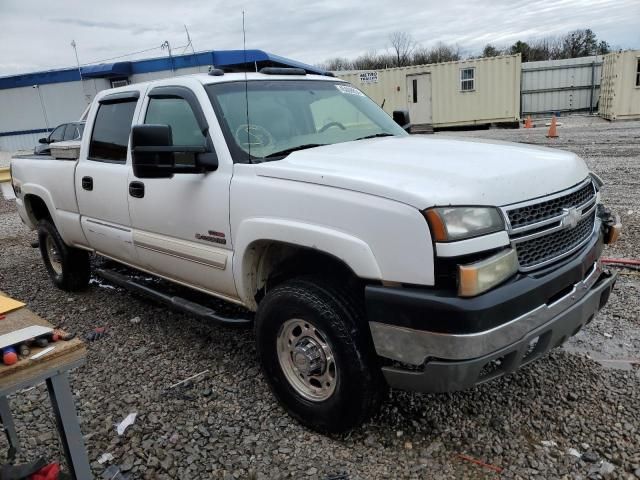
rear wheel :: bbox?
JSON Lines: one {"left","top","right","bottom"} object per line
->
{"left": 255, "top": 276, "right": 386, "bottom": 433}
{"left": 37, "top": 219, "right": 90, "bottom": 291}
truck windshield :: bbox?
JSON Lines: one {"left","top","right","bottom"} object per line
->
{"left": 205, "top": 80, "right": 407, "bottom": 162}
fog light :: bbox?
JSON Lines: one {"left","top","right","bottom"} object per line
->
{"left": 458, "top": 249, "right": 518, "bottom": 297}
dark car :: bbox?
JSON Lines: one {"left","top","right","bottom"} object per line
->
{"left": 34, "top": 122, "right": 85, "bottom": 155}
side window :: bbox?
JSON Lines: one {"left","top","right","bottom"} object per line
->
{"left": 63, "top": 124, "right": 78, "bottom": 141}
{"left": 144, "top": 97, "right": 207, "bottom": 165}
{"left": 49, "top": 125, "right": 65, "bottom": 143}
{"left": 89, "top": 100, "right": 137, "bottom": 163}
{"left": 460, "top": 67, "right": 475, "bottom": 92}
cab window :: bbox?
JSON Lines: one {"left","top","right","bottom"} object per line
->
{"left": 89, "top": 100, "right": 137, "bottom": 163}
{"left": 144, "top": 97, "right": 207, "bottom": 165}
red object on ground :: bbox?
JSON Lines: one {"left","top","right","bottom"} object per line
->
{"left": 456, "top": 453, "right": 503, "bottom": 473}
{"left": 2, "top": 348, "right": 18, "bottom": 366}
{"left": 0, "top": 314, "right": 6, "bottom": 321}
{"left": 601, "top": 257, "right": 640, "bottom": 266}
{"left": 30, "top": 462, "right": 61, "bottom": 480}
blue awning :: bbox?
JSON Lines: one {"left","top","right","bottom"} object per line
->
{"left": 81, "top": 62, "right": 132, "bottom": 79}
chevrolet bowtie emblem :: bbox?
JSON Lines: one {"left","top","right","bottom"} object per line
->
{"left": 561, "top": 207, "right": 581, "bottom": 229}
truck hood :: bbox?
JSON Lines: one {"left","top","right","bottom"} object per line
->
{"left": 254, "top": 136, "right": 590, "bottom": 208}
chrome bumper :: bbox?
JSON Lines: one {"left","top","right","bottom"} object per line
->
{"left": 371, "top": 261, "right": 607, "bottom": 366}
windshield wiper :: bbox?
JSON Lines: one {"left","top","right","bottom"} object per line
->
{"left": 263, "top": 144, "right": 326, "bottom": 159}
{"left": 353, "top": 133, "right": 395, "bottom": 141}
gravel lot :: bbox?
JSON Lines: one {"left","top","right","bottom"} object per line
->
{"left": 0, "top": 116, "right": 638, "bottom": 479}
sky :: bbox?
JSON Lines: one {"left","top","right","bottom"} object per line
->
{"left": 0, "top": 0, "right": 638, "bottom": 76}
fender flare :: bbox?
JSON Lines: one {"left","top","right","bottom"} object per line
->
{"left": 233, "top": 217, "right": 382, "bottom": 305}
{"left": 21, "top": 183, "right": 57, "bottom": 228}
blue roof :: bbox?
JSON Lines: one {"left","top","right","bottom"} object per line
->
{"left": 82, "top": 61, "right": 132, "bottom": 78}
{"left": 0, "top": 50, "right": 326, "bottom": 90}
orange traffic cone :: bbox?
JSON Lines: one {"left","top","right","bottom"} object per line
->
{"left": 524, "top": 116, "right": 533, "bottom": 128}
{"left": 546, "top": 115, "right": 559, "bottom": 138}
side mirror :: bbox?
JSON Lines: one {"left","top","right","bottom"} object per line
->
{"left": 131, "top": 125, "right": 218, "bottom": 179}
{"left": 393, "top": 110, "right": 411, "bottom": 133}
{"left": 131, "top": 125, "right": 175, "bottom": 179}
{"left": 38, "top": 137, "right": 49, "bottom": 144}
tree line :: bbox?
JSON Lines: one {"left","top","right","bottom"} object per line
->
{"left": 322, "top": 29, "right": 611, "bottom": 71}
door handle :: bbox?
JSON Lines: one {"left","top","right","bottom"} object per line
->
{"left": 81, "top": 176, "right": 93, "bottom": 191}
{"left": 129, "top": 181, "right": 145, "bottom": 198}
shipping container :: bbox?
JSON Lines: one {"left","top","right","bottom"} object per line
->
{"left": 599, "top": 50, "right": 640, "bottom": 121}
{"left": 521, "top": 56, "right": 602, "bottom": 115}
{"left": 336, "top": 54, "right": 521, "bottom": 129}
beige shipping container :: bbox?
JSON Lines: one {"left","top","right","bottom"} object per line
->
{"left": 336, "top": 54, "right": 521, "bottom": 129}
{"left": 599, "top": 50, "right": 640, "bottom": 121}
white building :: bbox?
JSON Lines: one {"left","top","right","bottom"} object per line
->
{"left": 0, "top": 50, "right": 325, "bottom": 151}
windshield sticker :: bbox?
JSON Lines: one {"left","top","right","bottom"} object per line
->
{"left": 336, "top": 84, "right": 366, "bottom": 96}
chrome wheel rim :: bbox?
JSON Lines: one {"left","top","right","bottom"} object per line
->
{"left": 277, "top": 318, "right": 337, "bottom": 401}
{"left": 45, "top": 235, "right": 63, "bottom": 275}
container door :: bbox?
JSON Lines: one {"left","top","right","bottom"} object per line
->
{"left": 406, "top": 74, "right": 432, "bottom": 125}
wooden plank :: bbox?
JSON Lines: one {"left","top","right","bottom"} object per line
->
{"left": 0, "top": 296, "right": 25, "bottom": 315}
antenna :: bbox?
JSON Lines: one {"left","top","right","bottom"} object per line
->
{"left": 183, "top": 24, "right": 201, "bottom": 73}
{"left": 242, "top": 10, "right": 251, "bottom": 162}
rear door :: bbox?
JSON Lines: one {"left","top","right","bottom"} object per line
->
{"left": 76, "top": 91, "right": 142, "bottom": 264}
{"left": 127, "top": 84, "right": 237, "bottom": 300}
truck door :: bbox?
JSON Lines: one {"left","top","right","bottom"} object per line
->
{"left": 76, "top": 91, "right": 141, "bottom": 264}
{"left": 127, "top": 86, "right": 237, "bottom": 300}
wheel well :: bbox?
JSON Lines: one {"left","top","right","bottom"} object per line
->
{"left": 24, "top": 195, "right": 52, "bottom": 223}
{"left": 245, "top": 241, "right": 361, "bottom": 308}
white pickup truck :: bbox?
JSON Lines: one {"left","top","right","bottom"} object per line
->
{"left": 10, "top": 68, "right": 620, "bottom": 433}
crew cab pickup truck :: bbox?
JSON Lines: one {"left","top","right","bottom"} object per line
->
{"left": 10, "top": 68, "right": 621, "bottom": 433}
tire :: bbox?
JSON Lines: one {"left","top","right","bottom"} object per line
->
{"left": 255, "top": 276, "right": 387, "bottom": 433}
{"left": 37, "top": 219, "right": 90, "bottom": 291}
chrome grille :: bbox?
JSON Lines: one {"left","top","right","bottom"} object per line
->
{"left": 503, "top": 179, "right": 598, "bottom": 271}
{"left": 508, "top": 182, "right": 595, "bottom": 229}
{"left": 515, "top": 213, "right": 595, "bottom": 269}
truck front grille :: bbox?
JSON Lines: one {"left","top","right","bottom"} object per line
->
{"left": 507, "top": 182, "right": 595, "bottom": 229}
{"left": 503, "top": 179, "right": 598, "bottom": 271}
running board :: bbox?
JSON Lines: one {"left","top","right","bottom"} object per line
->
{"left": 95, "top": 268, "right": 253, "bottom": 327}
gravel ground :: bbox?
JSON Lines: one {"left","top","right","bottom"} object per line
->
{"left": 0, "top": 116, "right": 639, "bottom": 479}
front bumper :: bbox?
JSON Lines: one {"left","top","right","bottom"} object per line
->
{"left": 366, "top": 230, "right": 617, "bottom": 393}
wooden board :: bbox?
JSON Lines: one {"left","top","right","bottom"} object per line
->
{"left": 0, "top": 295, "right": 25, "bottom": 315}
{"left": 0, "top": 292, "right": 86, "bottom": 392}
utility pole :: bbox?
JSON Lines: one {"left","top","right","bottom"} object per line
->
{"left": 33, "top": 85, "right": 50, "bottom": 131}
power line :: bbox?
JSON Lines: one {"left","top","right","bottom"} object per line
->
{"left": 82, "top": 43, "right": 188, "bottom": 66}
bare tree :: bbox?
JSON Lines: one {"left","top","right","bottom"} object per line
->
{"left": 413, "top": 42, "right": 461, "bottom": 65}
{"left": 322, "top": 57, "right": 354, "bottom": 71}
{"left": 389, "top": 31, "right": 415, "bottom": 67}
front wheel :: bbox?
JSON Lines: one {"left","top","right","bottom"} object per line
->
{"left": 37, "top": 219, "right": 90, "bottom": 291}
{"left": 255, "top": 276, "right": 386, "bottom": 433}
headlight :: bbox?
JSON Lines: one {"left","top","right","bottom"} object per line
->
{"left": 424, "top": 207, "right": 504, "bottom": 242}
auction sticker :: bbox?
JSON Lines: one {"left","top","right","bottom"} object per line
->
{"left": 335, "top": 84, "right": 365, "bottom": 96}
